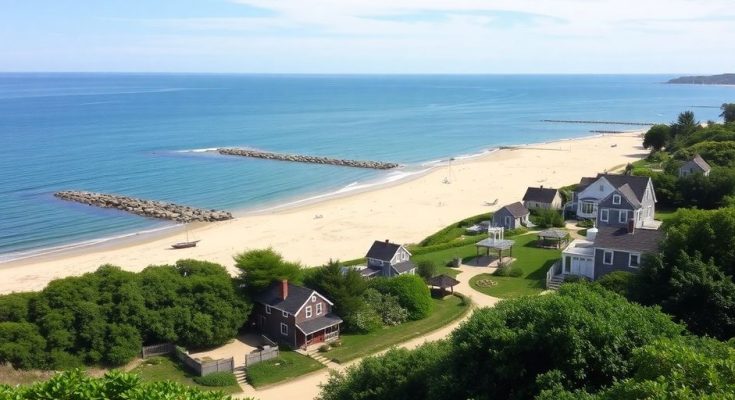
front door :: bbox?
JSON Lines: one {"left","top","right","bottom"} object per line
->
{"left": 312, "top": 330, "right": 325, "bottom": 344}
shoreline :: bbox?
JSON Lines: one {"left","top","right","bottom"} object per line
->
{"left": 0, "top": 131, "right": 646, "bottom": 294}
{"left": 0, "top": 130, "right": 614, "bottom": 264}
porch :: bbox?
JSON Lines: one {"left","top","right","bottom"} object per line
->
{"left": 297, "top": 314, "right": 343, "bottom": 350}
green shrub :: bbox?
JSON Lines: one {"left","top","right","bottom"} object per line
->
{"left": 492, "top": 264, "right": 523, "bottom": 277}
{"left": 505, "top": 227, "right": 528, "bottom": 236}
{"left": 530, "top": 209, "right": 565, "bottom": 229}
{"left": 319, "top": 344, "right": 331, "bottom": 353}
{"left": 370, "top": 275, "right": 433, "bottom": 320}
{"left": 595, "top": 271, "right": 634, "bottom": 297}
{"left": 416, "top": 260, "right": 438, "bottom": 280}
{"left": 192, "top": 371, "right": 238, "bottom": 387}
{"left": 576, "top": 219, "right": 594, "bottom": 228}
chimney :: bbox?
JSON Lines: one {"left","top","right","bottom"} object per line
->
{"left": 540, "top": 185, "right": 544, "bottom": 189}
{"left": 385, "top": 239, "right": 389, "bottom": 243}
{"left": 627, "top": 219, "right": 635, "bottom": 234}
{"left": 279, "top": 280, "right": 288, "bottom": 300}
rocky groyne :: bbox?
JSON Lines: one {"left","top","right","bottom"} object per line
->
{"left": 54, "top": 191, "right": 233, "bottom": 223}
{"left": 217, "top": 148, "right": 400, "bottom": 170}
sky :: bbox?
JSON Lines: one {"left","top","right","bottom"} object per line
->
{"left": 1, "top": 0, "right": 733, "bottom": 74}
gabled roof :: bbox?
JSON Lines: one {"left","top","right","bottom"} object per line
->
{"left": 684, "top": 154, "right": 712, "bottom": 172}
{"left": 427, "top": 274, "right": 460, "bottom": 288}
{"left": 295, "top": 314, "right": 343, "bottom": 335}
{"left": 366, "top": 240, "right": 403, "bottom": 261}
{"left": 593, "top": 226, "right": 662, "bottom": 254}
{"left": 391, "top": 261, "right": 416, "bottom": 275}
{"left": 577, "top": 174, "right": 651, "bottom": 204}
{"left": 522, "top": 187, "right": 560, "bottom": 203}
{"left": 599, "top": 184, "right": 641, "bottom": 209}
{"left": 255, "top": 282, "right": 330, "bottom": 315}
{"left": 499, "top": 202, "right": 530, "bottom": 218}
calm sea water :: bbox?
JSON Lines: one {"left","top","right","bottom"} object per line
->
{"left": 0, "top": 73, "right": 732, "bottom": 259}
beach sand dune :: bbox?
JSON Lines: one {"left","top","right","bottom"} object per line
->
{"left": 0, "top": 133, "right": 646, "bottom": 294}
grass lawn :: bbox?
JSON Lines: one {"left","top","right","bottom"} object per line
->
{"left": 655, "top": 208, "right": 678, "bottom": 223}
{"left": 130, "top": 355, "right": 242, "bottom": 394}
{"left": 469, "top": 234, "right": 561, "bottom": 298}
{"left": 246, "top": 349, "right": 324, "bottom": 388}
{"left": 327, "top": 294, "right": 470, "bottom": 363}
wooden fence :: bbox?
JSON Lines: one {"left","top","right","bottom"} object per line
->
{"left": 140, "top": 343, "right": 233, "bottom": 376}
{"left": 245, "top": 347, "right": 279, "bottom": 367}
{"left": 141, "top": 343, "right": 176, "bottom": 359}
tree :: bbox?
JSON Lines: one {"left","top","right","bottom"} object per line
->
{"left": 319, "top": 284, "right": 686, "bottom": 400}
{"left": 370, "top": 275, "right": 433, "bottom": 320}
{"left": 233, "top": 248, "right": 302, "bottom": 293}
{"left": 416, "top": 260, "right": 437, "bottom": 280}
{"left": 362, "top": 288, "right": 408, "bottom": 326}
{"left": 595, "top": 271, "right": 634, "bottom": 297}
{"left": 0, "top": 322, "right": 47, "bottom": 369}
{"left": 670, "top": 111, "right": 699, "bottom": 141}
{"left": 721, "top": 103, "right": 735, "bottom": 123}
{"left": 642, "top": 124, "right": 670, "bottom": 151}
{"left": 303, "top": 260, "right": 368, "bottom": 331}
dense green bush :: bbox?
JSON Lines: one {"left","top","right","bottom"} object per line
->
{"left": 595, "top": 271, "right": 633, "bottom": 297}
{"left": 319, "top": 284, "right": 686, "bottom": 400}
{"left": 304, "top": 261, "right": 368, "bottom": 332}
{"left": 0, "top": 369, "right": 238, "bottom": 400}
{"left": 0, "top": 260, "right": 251, "bottom": 370}
{"left": 418, "top": 212, "right": 492, "bottom": 246}
{"left": 193, "top": 372, "right": 238, "bottom": 387}
{"left": 492, "top": 264, "right": 523, "bottom": 277}
{"left": 530, "top": 209, "right": 565, "bottom": 229}
{"left": 362, "top": 288, "right": 408, "bottom": 326}
{"left": 370, "top": 275, "right": 433, "bottom": 320}
{"left": 416, "top": 260, "right": 437, "bottom": 280}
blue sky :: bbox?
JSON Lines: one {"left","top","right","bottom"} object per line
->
{"left": 1, "top": 0, "right": 733, "bottom": 73}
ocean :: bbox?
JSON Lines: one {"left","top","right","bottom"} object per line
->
{"left": 0, "top": 73, "right": 732, "bottom": 260}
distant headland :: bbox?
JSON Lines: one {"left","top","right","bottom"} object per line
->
{"left": 667, "top": 73, "right": 735, "bottom": 85}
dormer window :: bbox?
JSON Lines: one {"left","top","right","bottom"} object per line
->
{"left": 282, "top": 310, "right": 289, "bottom": 318}
{"left": 311, "top": 295, "right": 316, "bottom": 303}
{"left": 612, "top": 194, "right": 621, "bottom": 205}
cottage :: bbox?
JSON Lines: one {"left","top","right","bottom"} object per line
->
{"left": 572, "top": 173, "right": 656, "bottom": 226}
{"left": 492, "top": 202, "right": 530, "bottom": 230}
{"left": 522, "top": 186, "right": 563, "bottom": 210}
{"left": 253, "top": 281, "right": 342, "bottom": 349}
{"left": 356, "top": 240, "right": 416, "bottom": 278}
{"left": 679, "top": 154, "right": 711, "bottom": 177}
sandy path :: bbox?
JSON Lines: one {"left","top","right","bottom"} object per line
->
{"left": 0, "top": 133, "right": 645, "bottom": 294}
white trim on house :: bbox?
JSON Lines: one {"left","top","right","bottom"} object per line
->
{"left": 282, "top": 310, "right": 289, "bottom": 318}
{"left": 305, "top": 306, "right": 312, "bottom": 318}
{"left": 603, "top": 250, "right": 614, "bottom": 265}
{"left": 612, "top": 194, "right": 621, "bottom": 205}
{"left": 316, "top": 303, "right": 323, "bottom": 315}
{"left": 504, "top": 215, "right": 511, "bottom": 227}
{"left": 600, "top": 208, "right": 609, "bottom": 222}
{"left": 280, "top": 323, "right": 288, "bottom": 336}
{"left": 629, "top": 253, "right": 641, "bottom": 268}
{"left": 618, "top": 210, "right": 628, "bottom": 224}
{"left": 265, "top": 305, "right": 271, "bottom": 314}
{"left": 293, "top": 290, "right": 334, "bottom": 317}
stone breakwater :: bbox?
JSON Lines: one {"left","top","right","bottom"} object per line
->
{"left": 54, "top": 191, "right": 233, "bottom": 223}
{"left": 217, "top": 148, "right": 400, "bottom": 170}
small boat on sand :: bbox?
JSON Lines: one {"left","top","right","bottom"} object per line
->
{"left": 171, "top": 240, "right": 200, "bottom": 249}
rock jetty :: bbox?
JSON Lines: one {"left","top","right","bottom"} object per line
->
{"left": 217, "top": 148, "right": 399, "bottom": 170}
{"left": 54, "top": 191, "right": 233, "bottom": 223}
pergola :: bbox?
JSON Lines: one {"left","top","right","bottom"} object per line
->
{"left": 537, "top": 229, "right": 570, "bottom": 249}
{"left": 427, "top": 274, "right": 460, "bottom": 296}
{"left": 475, "top": 237, "right": 515, "bottom": 260}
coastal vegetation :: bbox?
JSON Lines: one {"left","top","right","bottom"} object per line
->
{"left": 0, "top": 369, "right": 242, "bottom": 400}
{"left": 667, "top": 73, "right": 735, "bottom": 85}
{"left": 318, "top": 284, "right": 735, "bottom": 400}
{"left": 131, "top": 356, "right": 241, "bottom": 394}
{"left": 0, "top": 260, "right": 250, "bottom": 370}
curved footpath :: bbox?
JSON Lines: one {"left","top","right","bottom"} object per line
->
{"left": 236, "top": 265, "right": 501, "bottom": 400}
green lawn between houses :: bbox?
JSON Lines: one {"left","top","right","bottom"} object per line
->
{"left": 326, "top": 294, "right": 470, "bottom": 364}
{"left": 245, "top": 349, "right": 324, "bottom": 388}
{"left": 130, "top": 355, "right": 242, "bottom": 395}
{"left": 468, "top": 233, "right": 562, "bottom": 298}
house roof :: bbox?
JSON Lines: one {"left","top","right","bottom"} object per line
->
{"left": 366, "top": 240, "right": 402, "bottom": 261}
{"left": 593, "top": 226, "right": 662, "bottom": 254}
{"left": 359, "top": 266, "right": 382, "bottom": 277}
{"left": 599, "top": 184, "right": 642, "bottom": 209}
{"left": 391, "top": 260, "right": 416, "bottom": 275}
{"left": 500, "top": 201, "right": 530, "bottom": 218}
{"left": 522, "top": 187, "right": 559, "bottom": 203}
{"left": 577, "top": 174, "right": 651, "bottom": 203}
{"left": 296, "top": 314, "right": 343, "bottom": 335}
{"left": 537, "top": 229, "right": 569, "bottom": 239}
{"left": 254, "top": 282, "right": 323, "bottom": 314}
{"left": 685, "top": 154, "right": 712, "bottom": 172}
{"left": 427, "top": 274, "right": 460, "bottom": 288}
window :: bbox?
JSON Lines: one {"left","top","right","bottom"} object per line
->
{"left": 280, "top": 323, "right": 288, "bottom": 336}
{"left": 629, "top": 253, "right": 640, "bottom": 268}
{"left": 612, "top": 194, "right": 621, "bottom": 205}
{"left": 603, "top": 250, "right": 613, "bottom": 265}
{"left": 599, "top": 184, "right": 604, "bottom": 192}
{"left": 265, "top": 305, "right": 271, "bottom": 314}
{"left": 600, "top": 209, "right": 609, "bottom": 222}
{"left": 581, "top": 201, "right": 595, "bottom": 215}
{"left": 305, "top": 306, "right": 312, "bottom": 318}
{"left": 311, "top": 295, "right": 316, "bottom": 303}
{"left": 282, "top": 310, "right": 289, "bottom": 318}
{"left": 316, "top": 303, "right": 323, "bottom": 315}
{"left": 504, "top": 216, "right": 511, "bottom": 227}
{"left": 618, "top": 210, "right": 628, "bottom": 224}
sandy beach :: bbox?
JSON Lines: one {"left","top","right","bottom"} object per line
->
{"left": 0, "top": 133, "right": 646, "bottom": 294}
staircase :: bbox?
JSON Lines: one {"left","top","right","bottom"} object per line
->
{"left": 546, "top": 275, "right": 566, "bottom": 291}
{"left": 233, "top": 366, "right": 247, "bottom": 385}
{"left": 305, "top": 348, "right": 331, "bottom": 366}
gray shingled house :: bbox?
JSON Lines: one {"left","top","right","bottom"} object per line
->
{"left": 679, "top": 154, "right": 712, "bottom": 177}
{"left": 493, "top": 202, "right": 530, "bottom": 229}
{"left": 253, "top": 280, "right": 342, "bottom": 349}
{"left": 572, "top": 173, "right": 657, "bottom": 227}
{"left": 359, "top": 240, "right": 416, "bottom": 278}
{"left": 522, "top": 186, "right": 563, "bottom": 210}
